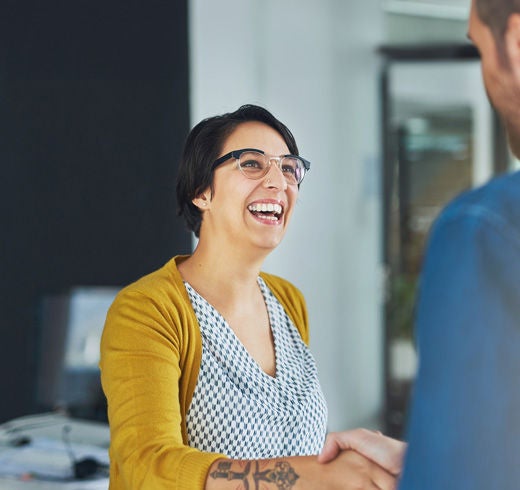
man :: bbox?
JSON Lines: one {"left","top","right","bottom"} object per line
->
{"left": 398, "top": 0, "right": 520, "bottom": 488}
{"left": 320, "top": 1, "right": 520, "bottom": 488}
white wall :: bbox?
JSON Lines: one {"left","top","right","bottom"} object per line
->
{"left": 189, "top": 0, "right": 384, "bottom": 431}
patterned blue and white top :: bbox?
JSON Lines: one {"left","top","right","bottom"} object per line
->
{"left": 185, "top": 277, "right": 328, "bottom": 459}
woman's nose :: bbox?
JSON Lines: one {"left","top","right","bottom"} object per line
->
{"left": 264, "top": 159, "right": 287, "bottom": 189}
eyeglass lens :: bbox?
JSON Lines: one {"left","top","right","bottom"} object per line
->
{"left": 238, "top": 151, "right": 304, "bottom": 185}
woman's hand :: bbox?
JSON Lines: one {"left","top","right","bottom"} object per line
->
{"left": 318, "top": 428, "right": 407, "bottom": 477}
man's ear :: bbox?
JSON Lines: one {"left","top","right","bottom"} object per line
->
{"left": 192, "top": 191, "right": 211, "bottom": 210}
{"left": 505, "top": 13, "right": 520, "bottom": 78}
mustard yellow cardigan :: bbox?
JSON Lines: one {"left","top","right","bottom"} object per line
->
{"left": 100, "top": 255, "right": 309, "bottom": 490}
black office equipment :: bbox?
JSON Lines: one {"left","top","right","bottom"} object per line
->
{"left": 35, "top": 287, "right": 119, "bottom": 421}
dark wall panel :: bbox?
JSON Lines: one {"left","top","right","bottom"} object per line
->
{"left": 0, "top": 1, "right": 191, "bottom": 422}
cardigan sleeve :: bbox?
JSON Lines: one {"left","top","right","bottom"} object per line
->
{"left": 100, "top": 286, "right": 224, "bottom": 490}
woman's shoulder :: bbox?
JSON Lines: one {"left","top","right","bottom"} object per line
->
{"left": 260, "top": 272, "right": 309, "bottom": 345}
{"left": 109, "top": 255, "right": 191, "bottom": 316}
{"left": 120, "top": 254, "right": 186, "bottom": 291}
{"left": 260, "top": 272, "right": 304, "bottom": 300}
{"left": 101, "top": 255, "right": 198, "bottom": 354}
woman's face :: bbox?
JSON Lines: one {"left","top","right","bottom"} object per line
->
{"left": 196, "top": 121, "right": 299, "bottom": 254}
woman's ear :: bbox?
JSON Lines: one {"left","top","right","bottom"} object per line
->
{"left": 192, "top": 192, "right": 211, "bottom": 210}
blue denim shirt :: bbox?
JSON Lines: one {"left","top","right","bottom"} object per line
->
{"left": 399, "top": 170, "right": 520, "bottom": 490}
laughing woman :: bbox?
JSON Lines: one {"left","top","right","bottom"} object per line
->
{"left": 100, "top": 105, "right": 400, "bottom": 490}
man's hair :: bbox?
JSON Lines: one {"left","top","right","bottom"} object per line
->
{"left": 176, "top": 104, "right": 299, "bottom": 237}
{"left": 475, "top": 0, "right": 520, "bottom": 38}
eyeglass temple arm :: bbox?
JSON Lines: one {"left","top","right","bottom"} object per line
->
{"left": 211, "top": 148, "right": 263, "bottom": 170}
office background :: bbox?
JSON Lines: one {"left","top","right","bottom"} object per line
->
{"left": 1, "top": 0, "right": 478, "bottom": 432}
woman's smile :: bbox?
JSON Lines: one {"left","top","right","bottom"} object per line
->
{"left": 247, "top": 199, "right": 285, "bottom": 225}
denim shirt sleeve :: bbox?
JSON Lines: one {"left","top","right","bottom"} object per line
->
{"left": 399, "top": 192, "right": 520, "bottom": 490}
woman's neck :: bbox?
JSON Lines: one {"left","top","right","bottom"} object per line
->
{"left": 178, "top": 240, "right": 268, "bottom": 306}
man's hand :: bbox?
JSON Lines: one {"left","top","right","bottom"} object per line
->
{"left": 318, "top": 428, "right": 407, "bottom": 476}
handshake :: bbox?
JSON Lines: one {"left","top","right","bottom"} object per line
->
{"left": 316, "top": 428, "right": 407, "bottom": 490}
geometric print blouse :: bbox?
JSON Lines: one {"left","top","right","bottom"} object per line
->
{"left": 185, "top": 277, "right": 328, "bottom": 459}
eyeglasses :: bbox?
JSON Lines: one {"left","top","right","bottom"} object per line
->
{"left": 211, "top": 148, "right": 310, "bottom": 185}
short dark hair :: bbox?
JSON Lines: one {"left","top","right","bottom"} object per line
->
{"left": 475, "top": 0, "right": 520, "bottom": 39}
{"left": 176, "top": 104, "right": 299, "bottom": 237}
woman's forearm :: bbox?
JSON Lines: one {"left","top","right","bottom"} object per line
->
{"left": 205, "top": 451, "right": 397, "bottom": 490}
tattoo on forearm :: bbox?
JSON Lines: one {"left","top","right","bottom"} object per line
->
{"left": 253, "top": 461, "right": 299, "bottom": 489}
{"left": 210, "top": 460, "right": 299, "bottom": 490}
{"left": 210, "top": 461, "right": 251, "bottom": 488}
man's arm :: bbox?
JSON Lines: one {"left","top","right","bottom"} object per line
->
{"left": 399, "top": 203, "right": 520, "bottom": 490}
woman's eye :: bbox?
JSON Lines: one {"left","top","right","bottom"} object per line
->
{"left": 282, "top": 165, "right": 296, "bottom": 175}
{"left": 241, "top": 159, "right": 263, "bottom": 169}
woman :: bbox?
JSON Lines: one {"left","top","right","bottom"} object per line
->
{"left": 100, "top": 105, "right": 401, "bottom": 489}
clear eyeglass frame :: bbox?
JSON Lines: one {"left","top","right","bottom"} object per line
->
{"left": 211, "top": 148, "right": 311, "bottom": 185}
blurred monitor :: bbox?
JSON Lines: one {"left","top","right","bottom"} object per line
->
{"left": 36, "top": 287, "right": 119, "bottom": 421}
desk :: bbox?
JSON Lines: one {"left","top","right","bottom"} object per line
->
{"left": 0, "top": 478, "right": 107, "bottom": 490}
{"left": 0, "top": 413, "right": 109, "bottom": 490}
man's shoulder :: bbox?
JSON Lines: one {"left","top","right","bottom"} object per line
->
{"left": 438, "top": 170, "right": 520, "bottom": 230}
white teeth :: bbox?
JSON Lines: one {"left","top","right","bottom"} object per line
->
{"left": 247, "top": 203, "right": 283, "bottom": 215}
{"left": 256, "top": 214, "right": 278, "bottom": 221}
